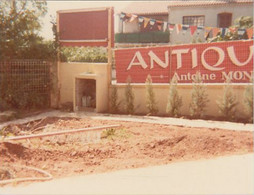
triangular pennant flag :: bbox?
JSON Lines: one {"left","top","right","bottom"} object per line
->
{"left": 182, "top": 25, "right": 189, "bottom": 34}
{"left": 120, "top": 12, "right": 126, "bottom": 20}
{"left": 126, "top": 13, "right": 132, "bottom": 18}
{"left": 163, "top": 22, "right": 168, "bottom": 32}
{"left": 129, "top": 14, "right": 138, "bottom": 22}
{"left": 138, "top": 16, "right": 144, "bottom": 24}
{"left": 169, "top": 24, "right": 175, "bottom": 33}
{"left": 190, "top": 26, "right": 197, "bottom": 35}
{"left": 220, "top": 28, "right": 227, "bottom": 37}
{"left": 157, "top": 23, "right": 162, "bottom": 31}
{"left": 238, "top": 28, "right": 246, "bottom": 36}
{"left": 246, "top": 28, "right": 253, "bottom": 39}
{"left": 149, "top": 19, "right": 156, "bottom": 26}
{"left": 229, "top": 27, "right": 237, "bottom": 33}
{"left": 144, "top": 17, "right": 150, "bottom": 28}
{"left": 182, "top": 24, "right": 189, "bottom": 29}
{"left": 156, "top": 20, "right": 163, "bottom": 31}
{"left": 176, "top": 24, "right": 182, "bottom": 34}
{"left": 197, "top": 26, "right": 204, "bottom": 34}
{"left": 205, "top": 27, "right": 212, "bottom": 38}
{"left": 212, "top": 27, "right": 220, "bottom": 37}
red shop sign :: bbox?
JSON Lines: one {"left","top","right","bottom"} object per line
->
{"left": 115, "top": 40, "right": 253, "bottom": 83}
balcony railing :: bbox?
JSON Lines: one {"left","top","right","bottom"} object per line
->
{"left": 115, "top": 31, "right": 170, "bottom": 43}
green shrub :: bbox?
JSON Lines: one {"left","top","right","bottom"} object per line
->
{"left": 166, "top": 76, "right": 182, "bottom": 117}
{"left": 125, "top": 76, "right": 134, "bottom": 114}
{"left": 101, "top": 128, "right": 130, "bottom": 140}
{"left": 110, "top": 85, "right": 121, "bottom": 114}
{"left": 189, "top": 72, "right": 209, "bottom": 118}
{"left": 145, "top": 75, "right": 158, "bottom": 115}
{"left": 216, "top": 78, "right": 238, "bottom": 121}
{"left": 244, "top": 78, "right": 253, "bottom": 122}
{"left": 60, "top": 47, "right": 107, "bottom": 63}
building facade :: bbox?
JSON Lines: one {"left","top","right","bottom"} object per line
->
{"left": 168, "top": 0, "right": 254, "bottom": 44}
{"left": 117, "top": 0, "right": 253, "bottom": 45}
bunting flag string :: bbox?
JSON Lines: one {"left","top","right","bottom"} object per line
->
{"left": 176, "top": 24, "right": 182, "bottom": 34}
{"left": 190, "top": 26, "right": 197, "bottom": 35}
{"left": 119, "top": 12, "right": 253, "bottom": 39}
{"left": 143, "top": 17, "right": 150, "bottom": 28}
{"left": 129, "top": 14, "right": 137, "bottom": 22}
{"left": 212, "top": 28, "right": 220, "bottom": 37}
{"left": 168, "top": 24, "right": 175, "bottom": 32}
{"left": 246, "top": 28, "right": 253, "bottom": 39}
{"left": 163, "top": 22, "right": 168, "bottom": 32}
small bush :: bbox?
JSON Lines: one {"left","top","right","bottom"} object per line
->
{"left": 101, "top": 128, "right": 116, "bottom": 139}
{"left": 166, "top": 76, "right": 182, "bottom": 117}
{"left": 110, "top": 85, "right": 121, "bottom": 114}
{"left": 60, "top": 47, "right": 107, "bottom": 63}
{"left": 244, "top": 78, "right": 253, "bottom": 122}
{"left": 124, "top": 76, "right": 135, "bottom": 114}
{"left": 101, "top": 128, "right": 130, "bottom": 140}
{"left": 216, "top": 78, "right": 238, "bottom": 121}
{"left": 189, "top": 72, "right": 209, "bottom": 118}
{"left": 145, "top": 75, "right": 158, "bottom": 115}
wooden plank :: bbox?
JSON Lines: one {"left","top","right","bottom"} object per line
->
{"left": 3, "top": 125, "right": 120, "bottom": 141}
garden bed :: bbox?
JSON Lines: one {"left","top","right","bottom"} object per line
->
{"left": 0, "top": 116, "right": 253, "bottom": 186}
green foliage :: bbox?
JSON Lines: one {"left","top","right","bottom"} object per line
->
{"left": 125, "top": 76, "right": 135, "bottom": 114}
{"left": 244, "top": 78, "right": 253, "bottom": 122}
{"left": 101, "top": 128, "right": 130, "bottom": 140}
{"left": 0, "top": 0, "right": 53, "bottom": 60}
{"left": 234, "top": 16, "right": 253, "bottom": 28}
{"left": 0, "top": 60, "right": 51, "bottom": 110}
{"left": 216, "top": 78, "right": 238, "bottom": 121}
{"left": 190, "top": 72, "right": 209, "bottom": 118}
{"left": 145, "top": 75, "right": 158, "bottom": 115}
{"left": 101, "top": 128, "right": 116, "bottom": 139}
{"left": 166, "top": 76, "right": 182, "bottom": 117}
{"left": 210, "top": 16, "right": 253, "bottom": 42}
{"left": 60, "top": 47, "right": 107, "bottom": 63}
{"left": 110, "top": 85, "right": 121, "bottom": 114}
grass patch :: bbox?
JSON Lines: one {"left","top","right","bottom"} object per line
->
{"left": 101, "top": 128, "right": 130, "bottom": 140}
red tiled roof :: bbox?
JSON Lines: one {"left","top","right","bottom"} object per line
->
{"left": 120, "top": 0, "right": 253, "bottom": 15}
{"left": 168, "top": 0, "right": 253, "bottom": 8}
{"left": 121, "top": 1, "right": 169, "bottom": 15}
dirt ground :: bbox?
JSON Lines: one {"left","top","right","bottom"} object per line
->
{"left": 0, "top": 116, "right": 253, "bottom": 186}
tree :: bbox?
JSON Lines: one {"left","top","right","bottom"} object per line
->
{"left": 244, "top": 77, "right": 253, "bottom": 122}
{"left": 145, "top": 75, "right": 158, "bottom": 115}
{"left": 189, "top": 72, "right": 209, "bottom": 118}
{"left": 110, "top": 85, "right": 121, "bottom": 114}
{"left": 125, "top": 76, "right": 135, "bottom": 114}
{"left": 0, "top": 0, "right": 50, "bottom": 59}
{"left": 216, "top": 78, "right": 238, "bottom": 121}
{"left": 166, "top": 76, "right": 182, "bottom": 117}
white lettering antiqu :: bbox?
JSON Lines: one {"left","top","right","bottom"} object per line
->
{"left": 126, "top": 45, "right": 253, "bottom": 71}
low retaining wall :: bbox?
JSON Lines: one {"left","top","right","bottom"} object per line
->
{"left": 110, "top": 83, "right": 251, "bottom": 118}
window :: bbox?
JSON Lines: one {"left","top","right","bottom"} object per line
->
{"left": 182, "top": 16, "right": 205, "bottom": 26}
{"left": 218, "top": 13, "right": 232, "bottom": 28}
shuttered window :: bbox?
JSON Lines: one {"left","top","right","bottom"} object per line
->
{"left": 218, "top": 13, "right": 232, "bottom": 28}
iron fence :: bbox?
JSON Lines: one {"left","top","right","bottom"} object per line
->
{"left": 0, "top": 60, "right": 51, "bottom": 109}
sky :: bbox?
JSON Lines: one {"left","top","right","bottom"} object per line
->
{"left": 41, "top": 1, "right": 132, "bottom": 40}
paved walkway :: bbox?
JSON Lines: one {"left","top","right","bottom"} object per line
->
{"left": 1, "top": 154, "right": 253, "bottom": 195}
{"left": 0, "top": 110, "right": 253, "bottom": 131}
